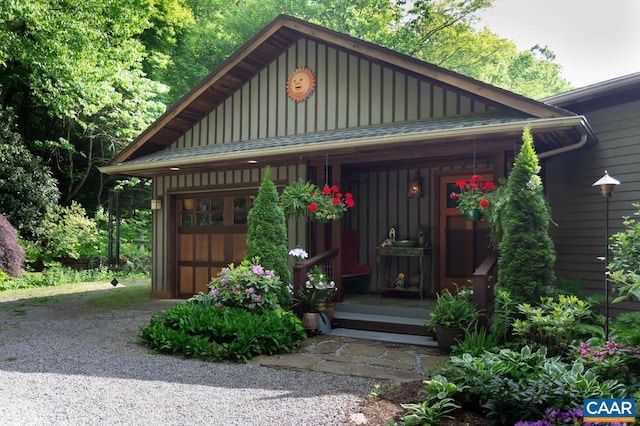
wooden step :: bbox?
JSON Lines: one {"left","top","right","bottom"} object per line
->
{"left": 332, "top": 303, "right": 433, "bottom": 336}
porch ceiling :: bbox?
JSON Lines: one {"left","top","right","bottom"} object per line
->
{"left": 99, "top": 113, "right": 595, "bottom": 178}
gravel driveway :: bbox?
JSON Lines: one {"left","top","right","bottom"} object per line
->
{"left": 0, "top": 283, "right": 374, "bottom": 425}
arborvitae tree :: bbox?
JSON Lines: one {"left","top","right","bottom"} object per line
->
{"left": 245, "top": 166, "right": 291, "bottom": 307}
{"left": 497, "top": 127, "right": 556, "bottom": 303}
{"left": 0, "top": 215, "right": 26, "bottom": 277}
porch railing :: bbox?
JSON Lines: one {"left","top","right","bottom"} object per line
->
{"left": 292, "top": 248, "right": 340, "bottom": 292}
{"left": 472, "top": 249, "right": 499, "bottom": 316}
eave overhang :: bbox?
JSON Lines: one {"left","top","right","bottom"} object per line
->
{"left": 100, "top": 114, "right": 595, "bottom": 178}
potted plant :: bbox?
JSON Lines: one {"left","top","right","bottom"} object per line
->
{"left": 424, "top": 286, "right": 480, "bottom": 353}
{"left": 449, "top": 175, "right": 495, "bottom": 220}
{"left": 293, "top": 265, "right": 337, "bottom": 333}
{"left": 280, "top": 180, "right": 355, "bottom": 222}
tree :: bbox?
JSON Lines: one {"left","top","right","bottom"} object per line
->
{"left": 245, "top": 166, "right": 291, "bottom": 307}
{"left": 0, "top": 108, "right": 59, "bottom": 240}
{"left": 0, "top": 0, "right": 167, "bottom": 206}
{"left": 496, "top": 127, "right": 556, "bottom": 303}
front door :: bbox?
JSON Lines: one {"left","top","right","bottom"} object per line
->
{"left": 176, "top": 193, "right": 251, "bottom": 298}
{"left": 437, "top": 173, "right": 492, "bottom": 294}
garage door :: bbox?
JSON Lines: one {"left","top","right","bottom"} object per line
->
{"left": 176, "top": 194, "right": 251, "bottom": 298}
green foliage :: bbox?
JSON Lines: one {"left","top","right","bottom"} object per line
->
{"left": 484, "top": 177, "right": 510, "bottom": 247}
{"left": 451, "top": 327, "right": 501, "bottom": 357}
{"left": 424, "top": 286, "right": 479, "bottom": 329}
{"left": 608, "top": 202, "right": 640, "bottom": 302}
{"left": 497, "top": 127, "right": 556, "bottom": 304}
{"left": 576, "top": 341, "right": 640, "bottom": 396}
{"left": 512, "top": 295, "right": 604, "bottom": 356}
{"left": 0, "top": 215, "right": 25, "bottom": 277}
{"left": 490, "top": 288, "right": 518, "bottom": 344}
{"left": 245, "top": 166, "right": 291, "bottom": 307}
{"left": 39, "top": 202, "right": 100, "bottom": 263}
{"left": 0, "top": 0, "right": 166, "bottom": 204}
{"left": 94, "top": 206, "right": 152, "bottom": 275}
{"left": 0, "top": 108, "right": 60, "bottom": 240}
{"left": 0, "top": 266, "right": 117, "bottom": 291}
{"left": 612, "top": 311, "right": 640, "bottom": 346}
{"left": 201, "top": 257, "right": 281, "bottom": 311}
{"left": 443, "top": 346, "right": 626, "bottom": 425}
{"left": 400, "top": 375, "right": 462, "bottom": 425}
{"left": 139, "top": 303, "right": 306, "bottom": 362}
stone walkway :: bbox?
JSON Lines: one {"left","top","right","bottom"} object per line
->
{"left": 252, "top": 334, "right": 450, "bottom": 383}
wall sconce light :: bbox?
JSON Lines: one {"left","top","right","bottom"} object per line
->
{"left": 150, "top": 198, "right": 162, "bottom": 210}
{"left": 408, "top": 172, "right": 423, "bottom": 198}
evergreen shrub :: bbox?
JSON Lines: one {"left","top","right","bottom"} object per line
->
{"left": 244, "top": 166, "right": 291, "bottom": 306}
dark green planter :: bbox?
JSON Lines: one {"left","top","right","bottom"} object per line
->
{"left": 464, "top": 208, "right": 482, "bottom": 221}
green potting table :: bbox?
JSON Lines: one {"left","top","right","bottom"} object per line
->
{"left": 377, "top": 246, "right": 432, "bottom": 300}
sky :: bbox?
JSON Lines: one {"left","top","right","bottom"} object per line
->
{"left": 476, "top": 0, "right": 640, "bottom": 89}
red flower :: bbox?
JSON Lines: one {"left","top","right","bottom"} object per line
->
{"left": 331, "top": 185, "right": 339, "bottom": 193}
{"left": 449, "top": 192, "right": 458, "bottom": 200}
{"left": 322, "top": 185, "right": 332, "bottom": 195}
{"left": 308, "top": 202, "right": 318, "bottom": 212}
{"left": 345, "top": 198, "right": 355, "bottom": 208}
{"left": 345, "top": 193, "right": 353, "bottom": 199}
{"left": 332, "top": 197, "right": 340, "bottom": 206}
{"left": 455, "top": 180, "right": 466, "bottom": 188}
{"left": 470, "top": 175, "right": 482, "bottom": 183}
{"left": 479, "top": 199, "right": 489, "bottom": 209}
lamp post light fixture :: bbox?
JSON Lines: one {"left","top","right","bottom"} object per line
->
{"left": 592, "top": 170, "right": 620, "bottom": 341}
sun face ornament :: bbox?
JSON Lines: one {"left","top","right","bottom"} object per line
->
{"left": 287, "top": 67, "right": 315, "bottom": 102}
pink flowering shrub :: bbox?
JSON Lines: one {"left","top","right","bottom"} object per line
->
{"left": 577, "top": 341, "right": 640, "bottom": 391}
{"left": 205, "top": 257, "right": 281, "bottom": 311}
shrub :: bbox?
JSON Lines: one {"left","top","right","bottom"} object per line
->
{"left": 443, "top": 346, "right": 627, "bottom": 425}
{"left": 0, "top": 215, "right": 25, "bottom": 276}
{"left": 608, "top": 202, "right": 640, "bottom": 302}
{"left": 0, "top": 107, "right": 59, "bottom": 240}
{"left": 245, "top": 166, "right": 291, "bottom": 307}
{"left": 197, "top": 257, "right": 281, "bottom": 311}
{"left": 497, "top": 127, "right": 556, "bottom": 303}
{"left": 512, "top": 294, "right": 604, "bottom": 356}
{"left": 39, "top": 202, "right": 100, "bottom": 263}
{"left": 139, "top": 303, "right": 306, "bottom": 362}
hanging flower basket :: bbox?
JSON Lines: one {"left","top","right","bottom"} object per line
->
{"left": 280, "top": 180, "right": 355, "bottom": 222}
{"left": 449, "top": 175, "right": 495, "bottom": 220}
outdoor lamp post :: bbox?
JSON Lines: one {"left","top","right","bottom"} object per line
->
{"left": 592, "top": 170, "right": 620, "bottom": 341}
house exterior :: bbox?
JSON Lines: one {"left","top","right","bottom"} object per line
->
{"left": 101, "top": 15, "right": 637, "bottom": 313}
{"left": 544, "top": 73, "right": 640, "bottom": 315}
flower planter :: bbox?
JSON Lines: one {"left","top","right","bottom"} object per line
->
{"left": 302, "top": 312, "right": 320, "bottom": 332}
{"left": 464, "top": 208, "right": 482, "bottom": 221}
{"left": 435, "top": 324, "right": 465, "bottom": 354}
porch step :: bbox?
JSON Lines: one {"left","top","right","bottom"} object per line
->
{"left": 327, "top": 328, "right": 437, "bottom": 347}
{"left": 332, "top": 303, "right": 433, "bottom": 337}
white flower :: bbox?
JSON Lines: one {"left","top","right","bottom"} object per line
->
{"left": 288, "top": 247, "right": 309, "bottom": 259}
{"left": 526, "top": 175, "right": 541, "bottom": 191}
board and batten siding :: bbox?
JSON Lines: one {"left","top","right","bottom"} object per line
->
{"left": 167, "top": 37, "right": 492, "bottom": 151}
{"left": 150, "top": 165, "right": 307, "bottom": 297}
{"left": 546, "top": 98, "right": 640, "bottom": 315}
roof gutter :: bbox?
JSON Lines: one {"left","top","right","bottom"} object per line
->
{"left": 99, "top": 116, "right": 592, "bottom": 175}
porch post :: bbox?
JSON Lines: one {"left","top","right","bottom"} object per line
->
{"left": 332, "top": 161, "right": 343, "bottom": 302}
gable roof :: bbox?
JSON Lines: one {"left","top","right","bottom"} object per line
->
{"left": 107, "top": 14, "right": 579, "bottom": 170}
